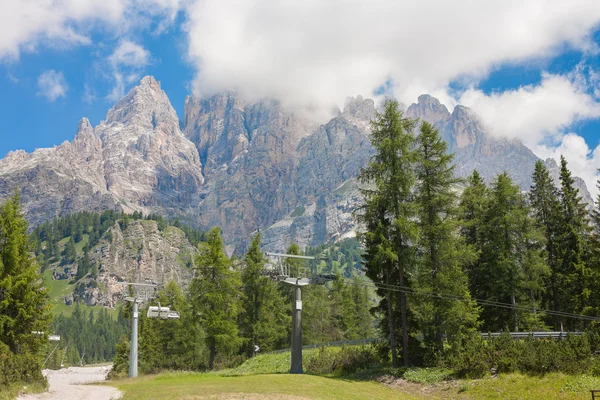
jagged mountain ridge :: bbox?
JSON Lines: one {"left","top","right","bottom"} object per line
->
{"left": 0, "top": 76, "right": 592, "bottom": 253}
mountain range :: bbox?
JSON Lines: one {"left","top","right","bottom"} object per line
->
{"left": 0, "top": 76, "right": 592, "bottom": 253}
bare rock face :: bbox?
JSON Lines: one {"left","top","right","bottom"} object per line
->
{"left": 0, "top": 76, "right": 204, "bottom": 226}
{"left": 99, "top": 76, "right": 204, "bottom": 208}
{"left": 407, "top": 98, "right": 540, "bottom": 189}
{"left": 75, "top": 219, "right": 197, "bottom": 307}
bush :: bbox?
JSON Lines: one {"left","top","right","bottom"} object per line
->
{"left": 403, "top": 368, "right": 454, "bottom": 384}
{"left": 444, "top": 332, "right": 490, "bottom": 378}
{"left": 305, "top": 345, "right": 378, "bottom": 376}
{"left": 0, "top": 351, "right": 46, "bottom": 389}
{"left": 444, "top": 331, "right": 600, "bottom": 378}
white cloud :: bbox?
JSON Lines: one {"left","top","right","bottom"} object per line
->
{"left": 0, "top": 0, "right": 184, "bottom": 60}
{"left": 106, "top": 40, "right": 151, "bottom": 102}
{"left": 37, "top": 70, "right": 68, "bottom": 101}
{"left": 458, "top": 72, "right": 600, "bottom": 149}
{"left": 453, "top": 70, "right": 600, "bottom": 198}
{"left": 109, "top": 40, "right": 151, "bottom": 68}
{"left": 184, "top": 0, "right": 600, "bottom": 111}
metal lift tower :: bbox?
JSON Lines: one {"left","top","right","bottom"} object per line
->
{"left": 264, "top": 252, "right": 336, "bottom": 374}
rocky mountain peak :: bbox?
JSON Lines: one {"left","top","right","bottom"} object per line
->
{"left": 342, "top": 95, "right": 376, "bottom": 121}
{"left": 406, "top": 94, "right": 450, "bottom": 124}
{"left": 103, "top": 76, "right": 178, "bottom": 131}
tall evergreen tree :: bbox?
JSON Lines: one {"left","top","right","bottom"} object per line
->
{"left": 189, "top": 227, "right": 241, "bottom": 369}
{"left": 240, "top": 234, "right": 288, "bottom": 356}
{"left": 0, "top": 193, "right": 52, "bottom": 358}
{"left": 458, "top": 170, "right": 488, "bottom": 297}
{"left": 477, "top": 173, "right": 546, "bottom": 331}
{"left": 529, "top": 160, "right": 563, "bottom": 327}
{"left": 557, "top": 156, "right": 591, "bottom": 324}
{"left": 356, "top": 99, "right": 417, "bottom": 367}
{"left": 414, "top": 121, "right": 479, "bottom": 356}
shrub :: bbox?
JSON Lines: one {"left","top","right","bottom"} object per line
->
{"left": 305, "top": 345, "right": 378, "bottom": 376}
{"left": 403, "top": 368, "right": 454, "bottom": 384}
{"left": 0, "top": 351, "right": 46, "bottom": 389}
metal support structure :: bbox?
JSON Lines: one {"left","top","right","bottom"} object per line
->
{"left": 119, "top": 281, "right": 157, "bottom": 378}
{"left": 129, "top": 299, "right": 140, "bottom": 378}
{"left": 291, "top": 285, "right": 303, "bottom": 374}
{"left": 263, "top": 252, "right": 336, "bottom": 375}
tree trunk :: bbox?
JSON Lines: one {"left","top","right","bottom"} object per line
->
{"left": 209, "top": 338, "right": 216, "bottom": 370}
{"left": 387, "top": 289, "right": 398, "bottom": 368}
{"left": 399, "top": 267, "right": 410, "bottom": 367}
{"left": 511, "top": 292, "right": 518, "bottom": 332}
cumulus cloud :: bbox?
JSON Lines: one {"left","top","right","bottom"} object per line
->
{"left": 0, "top": 0, "right": 184, "bottom": 60}
{"left": 37, "top": 70, "right": 68, "bottom": 101}
{"left": 458, "top": 72, "right": 600, "bottom": 148}
{"left": 184, "top": 0, "right": 600, "bottom": 110}
{"left": 106, "top": 40, "right": 151, "bottom": 102}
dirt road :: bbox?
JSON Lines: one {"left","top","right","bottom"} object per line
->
{"left": 18, "top": 366, "right": 122, "bottom": 400}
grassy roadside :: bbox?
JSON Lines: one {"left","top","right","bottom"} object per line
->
{"left": 0, "top": 382, "right": 46, "bottom": 400}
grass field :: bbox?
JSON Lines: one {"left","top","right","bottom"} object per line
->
{"left": 107, "top": 346, "right": 600, "bottom": 400}
{"left": 112, "top": 373, "right": 421, "bottom": 400}
{"left": 110, "top": 371, "right": 600, "bottom": 400}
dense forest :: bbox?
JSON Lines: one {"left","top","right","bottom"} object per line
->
{"left": 45, "top": 305, "right": 128, "bottom": 369}
{"left": 357, "top": 100, "right": 600, "bottom": 371}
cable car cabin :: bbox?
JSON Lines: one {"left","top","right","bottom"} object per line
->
{"left": 147, "top": 306, "right": 180, "bottom": 319}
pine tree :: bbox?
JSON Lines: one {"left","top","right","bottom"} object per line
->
{"left": 62, "top": 236, "right": 77, "bottom": 265}
{"left": 557, "top": 156, "right": 591, "bottom": 324}
{"left": 76, "top": 250, "right": 91, "bottom": 280}
{"left": 189, "top": 227, "right": 241, "bottom": 369}
{"left": 529, "top": 160, "right": 562, "bottom": 327}
{"left": 0, "top": 193, "right": 52, "bottom": 358}
{"left": 240, "top": 234, "right": 289, "bottom": 356}
{"left": 356, "top": 99, "right": 418, "bottom": 367}
{"left": 458, "top": 170, "right": 488, "bottom": 297}
{"left": 477, "top": 173, "right": 547, "bottom": 331}
{"left": 414, "top": 121, "right": 479, "bottom": 356}
{"left": 349, "top": 274, "right": 376, "bottom": 339}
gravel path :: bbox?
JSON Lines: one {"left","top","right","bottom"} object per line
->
{"left": 18, "top": 366, "right": 122, "bottom": 400}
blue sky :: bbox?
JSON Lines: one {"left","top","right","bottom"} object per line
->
{"left": 0, "top": 1, "right": 599, "bottom": 194}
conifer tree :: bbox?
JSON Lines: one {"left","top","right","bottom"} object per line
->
{"left": 458, "top": 170, "right": 488, "bottom": 296}
{"left": 240, "top": 234, "right": 288, "bottom": 355}
{"left": 477, "top": 173, "right": 546, "bottom": 331}
{"left": 557, "top": 156, "right": 591, "bottom": 323}
{"left": 414, "top": 121, "right": 479, "bottom": 355}
{"left": 189, "top": 227, "right": 241, "bottom": 369}
{"left": 0, "top": 193, "right": 52, "bottom": 359}
{"left": 356, "top": 99, "right": 417, "bottom": 367}
{"left": 529, "top": 160, "right": 562, "bottom": 326}
{"left": 62, "top": 236, "right": 77, "bottom": 265}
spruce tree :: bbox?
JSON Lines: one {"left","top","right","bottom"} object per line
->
{"left": 0, "top": 193, "right": 52, "bottom": 358}
{"left": 529, "top": 160, "right": 562, "bottom": 327}
{"left": 62, "top": 236, "right": 77, "bottom": 265}
{"left": 189, "top": 227, "right": 241, "bottom": 369}
{"left": 557, "top": 156, "right": 591, "bottom": 324}
{"left": 477, "top": 173, "right": 547, "bottom": 331}
{"left": 356, "top": 99, "right": 417, "bottom": 367}
{"left": 240, "top": 234, "right": 288, "bottom": 355}
{"left": 414, "top": 121, "right": 479, "bottom": 356}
